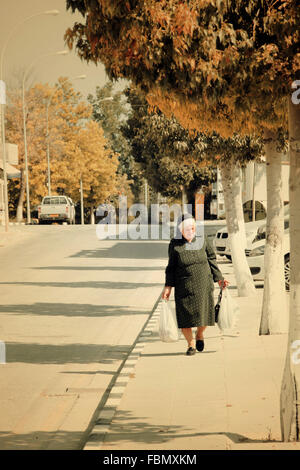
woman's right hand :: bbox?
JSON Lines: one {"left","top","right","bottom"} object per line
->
{"left": 162, "top": 286, "right": 172, "bottom": 300}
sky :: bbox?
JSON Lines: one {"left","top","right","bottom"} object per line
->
{"left": 0, "top": 0, "right": 126, "bottom": 98}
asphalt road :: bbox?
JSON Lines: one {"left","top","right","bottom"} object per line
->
{"left": 0, "top": 224, "right": 170, "bottom": 449}
{"left": 0, "top": 222, "right": 223, "bottom": 450}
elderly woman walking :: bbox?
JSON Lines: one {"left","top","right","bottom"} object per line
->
{"left": 162, "top": 214, "right": 228, "bottom": 356}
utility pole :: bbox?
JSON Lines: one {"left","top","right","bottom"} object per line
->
{"left": 252, "top": 162, "right": 256, "bottom": 221}
{"left": 22, "top": 81, "right": 31, "bottom": 225}
{"left": 0, "top": 81, "right": 9, "bottom": 231}
{"left": 144, "top": 179, "right": 148, "bottom": 209}
{"left": 80, "top": 177, "right": 84, "bottom": 225}
{"left": 45, "top": 103, "right": 52, "bottom": 197}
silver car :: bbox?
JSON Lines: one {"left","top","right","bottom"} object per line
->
{"left": 247, "top": 229, "right": 290, "bottom": 290}
{"left": 213, "top": 219, "right": 267, "bottom": 260}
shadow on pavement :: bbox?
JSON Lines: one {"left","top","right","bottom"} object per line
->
{"left": 5, "top": 342, "right": 131, "bottom": 364}
{"left": 97, "top": 410, "right": 280, "bottom": 447}
{"left": 30, "top": 266, "right": 163, "bottom": 272}
{"left": 0, "top": 430, "right": 86, "bottom": 450}
{"left": 0, "top": 424, "right": 279, "bottom": 450}
{"left": 0, "top": 280, "right": 162, "bottom": 289}
{"left": 69, "top": 242, "right": 168, "bottom": 259}
{"left": 60, "top": 370, "right": 118, "bottom": 376}
{"left": 141, "top": 351, "right": 218, "bottom": 357}
{"left": 0, "top": 303, "right": 149, "bottom": 317}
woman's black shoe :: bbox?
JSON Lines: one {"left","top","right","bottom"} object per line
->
{"left": 186, "top": 347, "right": 196, "bottom": 356}
{"left": 196, "top": 339, "right": 204, "bottom": 352}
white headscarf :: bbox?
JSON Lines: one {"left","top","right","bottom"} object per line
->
{"left": 178, "top": 217, "right": 196, "bottom": 233}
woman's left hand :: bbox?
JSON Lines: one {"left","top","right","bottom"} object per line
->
{"left": 218, "top": 279, "right": 229, "bottom": 289}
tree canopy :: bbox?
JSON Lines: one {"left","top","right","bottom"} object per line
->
{"left": 65, "top": 0, "right": 299, "bottom": 135}
{"left": 123, "top": 87, "right": 263, "bottom": 206}
{"left": 122, "top": 87, "right": 215, "bottom": 199}
{"left": 88, "top": 81, "right": 133, "bottom": 176}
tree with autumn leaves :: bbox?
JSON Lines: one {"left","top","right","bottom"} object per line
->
{"left": 5, "top": 78, "right": 124, "bottom": 222}
{"left": 59, "top": 119, "right": 120, "bottom": 223}
{"left": 65, "top": 0, "right": 300, "bottom": 440}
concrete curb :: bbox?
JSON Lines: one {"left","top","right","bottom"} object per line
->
{"left": 0, "top": 222, "right": 25, "bottom": 227}
{"left": 83, "top": 294, "right": 163, "bottom": 450}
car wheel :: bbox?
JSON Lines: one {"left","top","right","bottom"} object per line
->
{"left": 284, "top": 254, "right": 290, "bottom": 291}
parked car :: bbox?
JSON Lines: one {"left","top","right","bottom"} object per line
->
{"left": 38, "top": 196, "right": 76, "bottom": 225}
{"left": 213, "top": 219, "right": 267, "bottom": 259}
{"left": 214, "top": 204, "right": 289, "bottom": 260}
{"left": 246, "top": 230, "right": 290, "bottom": 290}
{"left": 249, "top": 216, "right": 289, "bottom": 246}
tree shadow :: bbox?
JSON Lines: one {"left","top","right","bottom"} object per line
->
{"left": 0, "top": 430, "right": 86, "bottom": 450}
{"left": 141, "top": 351, "right": 218, "bottom": 357}
{"left": 92, "top": 409, "right": 281, "bottom": 447}
{"left": 5, "top": 342, "right": 131, "bottom": 365}
{"left": 0, "top": 405, "right": 281, "bottom": 450}
{"left": 30, "top": 266, "right": 163, "bottom": 272}
{"left": 60, "top": 370, "right": 118, "bottom": 376}
{"left": 0, "top": 280, "right": 162, "bottom": 289}
{"left": 0, "top": 422, "right": 281, "bottom": 450}
{"left": 69, "top": 242, "right": 168, "bottom": 259}
{"left": 0, "top": 303, "right": 149, "bottom": 317}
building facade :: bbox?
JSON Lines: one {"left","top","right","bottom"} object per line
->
{"left": 0, "top": 143, "right": 20, "bottom": 225}
{"left": 210, "top": 157, "right": 290, "bottom": 221}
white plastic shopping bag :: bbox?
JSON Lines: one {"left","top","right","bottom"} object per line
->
{"left": 217, "top": 288, "right": 239, "bottom": 332}
{"left": 159, "top": 300, "right": 180, "bottom": 342}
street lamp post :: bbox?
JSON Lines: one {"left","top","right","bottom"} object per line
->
{"left": 45, "top": 75, "right": 86, "bottom": 197}
{"left": 45, "top": 107, "right": 51, "bottom": 197}
{"left": 0, "top": 9, "right": 60, "bottom": 231}
{"left": 80, "top": 177, "right": 84, "bottom": 225}
{"left": 0, "top": 82, "right": 8, "bottom": 231}
{"left": 22, "top": 50, "right": 68, "bottom": 224}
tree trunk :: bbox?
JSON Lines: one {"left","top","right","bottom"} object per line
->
{"left": 90, "top": 206, "right": 95, "bottom": 225}
{"left": 259, "top": 130, "right": 288, "bottom": 335}
{"left": 182, "top": 185, "right": 188, "bottom": 211}
{"left": 16, "top": 169, "right": 26, "bottom": 222}
{"left": 220, "top": 161, "right": 256, "bottom": 296}
{"left": 280, "top": 98, "right": 300, "bottom": 442}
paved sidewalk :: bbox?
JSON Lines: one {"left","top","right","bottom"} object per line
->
{"left": 84, "top": 262, "right": 300, "bottom": 451}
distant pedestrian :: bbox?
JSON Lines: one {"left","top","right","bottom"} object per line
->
{"left": 162, "top": 214, "right": 228, "bottom": 356}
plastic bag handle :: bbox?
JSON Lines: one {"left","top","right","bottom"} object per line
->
{"left": 217, "top": 287, "right": 223, "bottom": 304}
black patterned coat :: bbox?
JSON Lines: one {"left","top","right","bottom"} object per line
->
{"left": 165, "top": 235, "right": 224, "bottom": 328}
